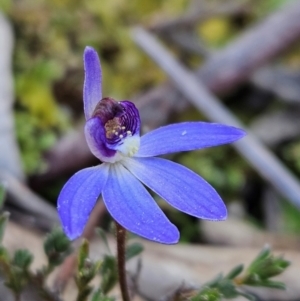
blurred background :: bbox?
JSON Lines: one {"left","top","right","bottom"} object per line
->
{"left": 1, "top": 0, "right": 300, "bottom": 299}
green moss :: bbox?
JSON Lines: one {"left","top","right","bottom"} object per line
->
{"left": 15, "top": 111, "right": 57, "bottom": 174}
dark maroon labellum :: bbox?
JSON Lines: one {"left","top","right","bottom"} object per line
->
{"left": 92, "top": 97, "right": 124, "bottom": 124}
{"left": 91, "top": 97, "right": 140, "bottom": 148}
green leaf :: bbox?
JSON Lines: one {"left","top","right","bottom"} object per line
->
{"left": 125, "top": 242, "right": 144, "bottom": 261}
{"left": 0, "top": 183, "right": 6, "bottom": 209}
{"left": 0, "top": 212, "right": 10, "bottom": 244}
{"left": 0, "top": 246, "right": 10, "bottom": 271}
{"left": 100, "top": 255, "right": 118, "bottom": 294}
{"left": 195, "top": 274, "right": 244, "bottom": 301}
{"left": 261, "top": 256, "right": 291, "bottom": 278}
{"left": 202, "top": 274, "right": 223, "bottom": 288}
{"left": 238, "top": 292, "right": 256, "bottom": 301}
{"left": 191, "top": 287, "right": 221, "bottom": 301}
{"left": 91, "top": 289, "right": 115, "bottom": 301}
{"left": 245, "top": 247, "right": 290, "bottom": 283}
{"left": 216, "top": 279, "right": 239, "bottom": 299}
{"left": 257, "top": 280, "right": 286, "bottom": 290}
{"left": 0, "top": 246, "right": 9, "bottom": 259}
{"left": 78, "top": 239, "right": 89, "bottom": 271}
{"left": 44, "top": 228, "right": 72, "bottom": 266}
{"left": 239, "top": 246, "right": 290, "bottom": 293}
{"left": 252, "top": 245, "right": 271, "bottom": 263}
{"left": 13, "top": 249, "right": 33, "bottom": 270}
{"left": 225, "top": 264, "right": 244, "bottom": 279}
{"left": 5, "top": 250, "right": 33, "bottom": 295}
{"left": 75, "top": 241, "right": 102, "bottom": 301}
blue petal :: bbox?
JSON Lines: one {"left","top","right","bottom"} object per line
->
{"left": 83, "top": 46, "right": 102, "bottom": 120}
{"left": 102, "top": 163, "right": 179, "bottom": 244}
{"left": 123, "top": 157, "right": 227, "bottom": 220}
{"left": 85, "top": 117, "right": 117, "bottom": 162}
{"left": 57, "top": 164, "right": 109, "bottom": 240}
{"left": 136, "top": 122, "right": 246, "bottom": 157}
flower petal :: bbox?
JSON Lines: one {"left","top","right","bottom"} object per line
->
{"left": 123, "top": 157, "right": 227, "bottom": 220}
{"left": 57, "top": 164, "right": 109, "bottom": 240}
{"left": 102, "top": 163, "right": 179, "bottom": 244}
{"left": 136, "top": 122, "right": 246, "bottom": 157}
{"left": 83, "top": 46, "right": 102, "bottom": 120}
{"left": 85, "top": 117, "right": 119, "bottom": 162}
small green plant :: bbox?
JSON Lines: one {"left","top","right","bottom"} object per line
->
{"left": 0, "top": 210, "right": 291, "bottom": 301}
{"left": 0, "top": 215, "right": 72, "bottom": 300}
{"left": 190, "top": 246, "right": 290, "bottom": 301}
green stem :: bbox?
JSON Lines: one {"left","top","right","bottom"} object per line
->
{"left": 115, "top": 222, "right": 131, "bottom": 301}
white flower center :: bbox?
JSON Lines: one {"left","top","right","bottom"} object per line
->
{"left": 118, "top": 135, "right": 140, "bottom": 157}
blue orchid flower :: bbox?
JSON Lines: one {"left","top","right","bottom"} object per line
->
{"left": 57, "top": 46, "right": 246, "bottom": 244}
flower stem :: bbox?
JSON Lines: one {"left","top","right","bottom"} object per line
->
{"left": 115, "top": 222, "right": 131, "bottom": 301}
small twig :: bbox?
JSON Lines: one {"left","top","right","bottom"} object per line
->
{"left": 250, "top": 108, "right": 300, "bottom": 147}
{"left": 149, "top": 0, "right": 249, "bottom": 33}
{"left": 0, "top": 13, "right": 25, "bottom": 181}
{"left": 0, "top": 170, "right": 58, "bottom": 225}
{"left": 252, "top": 66, "right": 300, "bottom": 104}
{"left": 115, "top": 222, "right": 130, "bottom": 301}
{"left": 131, "top": 27, "right": 300, "bottom": 210}
{"left": 163, "top": 30, "right": 211, "bottom": 57}
{"left": 197, "top": 0, "right": 300, "bottom": 95}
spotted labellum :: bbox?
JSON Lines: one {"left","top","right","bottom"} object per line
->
{"left": 57, "top": 46, "right": 246, "bottom": 244}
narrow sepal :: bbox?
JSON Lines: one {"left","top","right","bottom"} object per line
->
{"left": 83, "top": 46, "right": 102, "bottom": 120}
{"left": 136, "top": 122, "right": 246, "bottom": 157}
